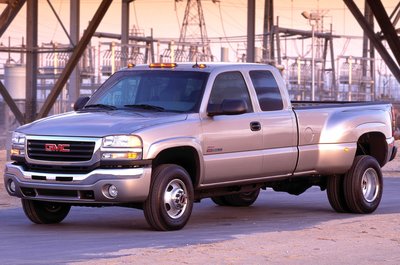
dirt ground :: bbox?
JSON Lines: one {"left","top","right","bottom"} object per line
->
{"left": 1, "top": 149, "right": 400, "bottom": 264}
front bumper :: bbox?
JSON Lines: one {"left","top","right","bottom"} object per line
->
{"left": 4, "top": 163, "right": 152, "bottom": 204}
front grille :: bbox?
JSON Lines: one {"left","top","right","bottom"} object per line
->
{"left": 27, "top": 140, "right": 95, "bottom": 162}
{"left": 24, "top": 163, "right": 97, "bottom": 174}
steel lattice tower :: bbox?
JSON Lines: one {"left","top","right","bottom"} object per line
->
{"left": 176, "top": 0, "right": 214, "bottom": 62}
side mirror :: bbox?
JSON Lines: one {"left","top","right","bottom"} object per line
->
{"left": 207, "top": 99, "right": 248, "bottom": 116}
{"left": 73, "top": 96, "right": 90, "bottom": 111}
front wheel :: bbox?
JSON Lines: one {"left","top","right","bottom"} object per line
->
{"left": 343, "top": 155, "right": 383, "bottom": 214}
{"left": 21, "top": 199, "right": 71, "bottom": 224}
{"left": 143, "top": 164, "right": 194, "bottom": 231}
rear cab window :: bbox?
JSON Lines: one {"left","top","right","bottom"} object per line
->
{"left": 249, "top": 70, "right": 283, "bottom": 111}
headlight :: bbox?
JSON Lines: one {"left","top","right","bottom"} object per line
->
{"left": 101, "top": 135, "right": 142, "bottom": 160}
{"left": 11, "top": 131, "right": 26, "bottom": 157}
{"left": 12, "top": 131, "right": 26, "bottom": 145}
{"left": 102, "top": 135, "right": 142, "bottom": 148}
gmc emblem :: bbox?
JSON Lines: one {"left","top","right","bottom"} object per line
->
{"left": 44, "top": 143, "right": 71, "bottom": 152}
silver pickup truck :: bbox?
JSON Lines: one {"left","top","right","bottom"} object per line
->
{"left": 4, "top": 62, "right": 397, "bottom": 231}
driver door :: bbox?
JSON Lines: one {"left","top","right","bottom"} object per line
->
{"left": 201, "top": 71, "right": 263, "bottom": 184}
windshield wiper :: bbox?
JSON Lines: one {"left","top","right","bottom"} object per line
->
{"left": 124, "top": 104, "right": 165, "bottom": 112}
{"left": 84, "top": 104, "right": 117, "bottom": 110}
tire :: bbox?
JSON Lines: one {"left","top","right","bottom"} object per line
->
{"left": 326, "top": 174, "right": 350, "bottom": 213}
{"left": 143, "top": 164, "right": 194, "bottom": 231}
{"left": 211, "top": 196, "right": 228, "bottom": 206}
{"left": 221, "top": 189, "right": 260, "bottom": 207}
{"left": 343, "top": 155, "right": 383, "bottom": 214}
{"left": 21, "top": 199, "right": 71, "bottom": 224}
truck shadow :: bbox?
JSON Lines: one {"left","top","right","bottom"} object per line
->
{"left": 0, "top": 178, "right": 399, "bottom": 264}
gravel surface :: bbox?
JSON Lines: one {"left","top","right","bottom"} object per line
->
{"left": 1, "top": 149, "right": 400, "bottom": 264}
{"left": 70, "top": 215, "right": 400, "bottom": 265}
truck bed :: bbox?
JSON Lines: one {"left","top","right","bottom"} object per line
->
{"left": 291, "top": 100, "right": 391, "bottom": 109}
{"left": 291, "top": 100, "right": 394, "bottom": 175}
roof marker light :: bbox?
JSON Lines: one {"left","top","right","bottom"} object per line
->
{"left": 149, "top": 63, "right": 177, "bottom": 68}
{"left": 192, "top": 63, "right": 207, "bottom": 69}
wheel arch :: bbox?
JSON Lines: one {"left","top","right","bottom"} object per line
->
{"left": 151, "top": 145, "right": 202, "bottom": 187}
{"left": 356, "top": 132, "right": 388, "bottom": 167}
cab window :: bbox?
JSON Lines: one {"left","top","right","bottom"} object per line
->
{"left": 249, "top": 70, "right": 283, "bottom": 111}
{"left": 209, "top": 71, "right": 253, "bottom": 112}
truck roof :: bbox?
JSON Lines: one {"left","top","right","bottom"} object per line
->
{"left": 119, "top": 62, "right": 277, "bottom": 73}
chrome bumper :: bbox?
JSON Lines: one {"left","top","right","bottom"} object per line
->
{"left": 3, "top": 163, "right": 152, "bottom": 204}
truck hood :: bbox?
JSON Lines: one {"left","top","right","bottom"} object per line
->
{"left": 18, "top": 110, "right": 188, "bottom": 137}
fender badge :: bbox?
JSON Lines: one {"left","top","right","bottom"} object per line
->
{"left": 207, "top": 146, "right": 223, "bottom": 153}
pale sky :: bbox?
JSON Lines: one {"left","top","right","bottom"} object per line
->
{"left": 1, "top": 0, "right": 398, "bottom": 43}
{"left": 0, "top": 0, "right": 399, "bottom": 62}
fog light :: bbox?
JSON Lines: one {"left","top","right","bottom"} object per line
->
{"left": 10, "top": 149, "right": 20, "bottom": 156}
{"left": 108, "top": 185, "right": 118, "bottom": 198}
{"left": 8, "top": 180, "right": 16, "bottom": 193}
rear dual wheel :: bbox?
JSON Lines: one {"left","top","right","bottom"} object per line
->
{"left": 343, "top": 155, "right": 382, "bottom": 213}
{"left": 326, "top": 174, "right": 349, "bottom": 213}
{"left": 327, "top": 155, "right": 382, "bottom": 214}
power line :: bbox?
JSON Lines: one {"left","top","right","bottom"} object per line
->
{"left": 217, "top": 1, "right": 237, "bottom": 53}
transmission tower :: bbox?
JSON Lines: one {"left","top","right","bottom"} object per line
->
{"left": 176, "top": 0, "right": 215, "bottom": 62}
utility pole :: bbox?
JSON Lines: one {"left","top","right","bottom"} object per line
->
{"left": 25, "top": 0, "right": 38, "bottom": 123}
{"left": 69, "top": 0, "right": 80, "bottom": 107}
{"left": 362, "top": 0, "right": 375, "bottom": 99}
{"left": 262, "top": 0, "right": 274, "bottom": 62}
{"left": 246, "top": 0, "right": 255, "bottom": 62}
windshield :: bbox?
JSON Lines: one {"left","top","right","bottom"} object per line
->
{"left": 87, "top": 70, "right": 209, "bottom": 113}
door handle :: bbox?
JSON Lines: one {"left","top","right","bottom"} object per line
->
{"left": 250, "top": 121, "right": 261, "bottom": 131}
